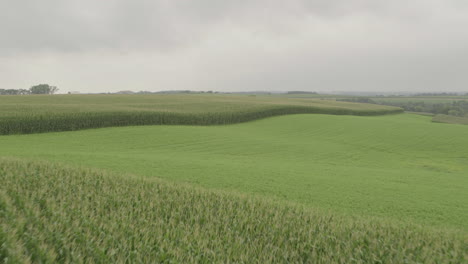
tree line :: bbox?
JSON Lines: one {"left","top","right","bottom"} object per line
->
{"left": 338, "top": 98, "right": 468, "bottom": 117}
{"left": 0, "top": 84, "right": 58, "bottom": 95}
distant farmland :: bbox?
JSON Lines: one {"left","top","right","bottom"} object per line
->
{"left": 0, "top": 94, "right": 401, "bottom": 135}
{"left": 1, "top": 94, "right": 466, "bottom": 263}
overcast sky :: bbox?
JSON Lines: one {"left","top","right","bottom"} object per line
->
{"left": 1, "top": 0, "right": 467, "bottom": 93}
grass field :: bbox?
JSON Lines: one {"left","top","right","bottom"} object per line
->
{"left": 1, "top": 113, "right": 467, "bottom": 230}
{"left": 1, "top": 95, "right": 467, "bottom": 262}
{"left": 0, "top": 94, "right": 401, "bottom": 135}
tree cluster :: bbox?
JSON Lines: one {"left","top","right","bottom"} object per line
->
{"left": 0, "top": 89, "right": 30, "bottom": 95}
{"left": 0, "top": 84, "right": 58, "bottom": 95}
{"left": 338, "top": 97, "right": 468, "bottom": 117}
{"left": 287, "top": 91, "right": 318, "bottom": 94}
{"left": 378, "top": 100, "right": 468, "bottom": 117}
{"left": 338, "top": 97, "right": 377, "bottom": 104}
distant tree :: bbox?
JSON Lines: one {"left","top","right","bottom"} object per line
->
{"left": 337, "top": 97, "right": 377, "bottom": 104}
{"left": 29, "top": 84, "right": 58, "bottom": 94}
{"left": 18, "top": 89, "right": 30, "bottom": 95}
{"left": 287, "top": 91, "right": 318, "bottom": 94}
{"left": 448, "top": 109, "right": 460, "bottom": 116}
{"left": 1, "top": 89, "right": 19, "bottom": 95}
{"left": 0, "top": 89, "right": 30, "bottom": 95}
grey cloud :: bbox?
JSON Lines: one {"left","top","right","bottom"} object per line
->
{"left": 4, "top": 0, "right": 464, "bottom": 54}
{"left": 0, "top": 0, "right": 467, "bottom": 92}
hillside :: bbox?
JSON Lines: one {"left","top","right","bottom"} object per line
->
{"left": 0, "top": 94, "right": 401, "bottom": 135}
{"left": 1, "top": 95, "right": 466, "bottom": 263}
{"left": 1, "top": 114, "right": 467, "bottom": 230}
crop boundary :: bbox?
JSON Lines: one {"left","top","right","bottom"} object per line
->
{"left": 0, "top": 105, "right": 403, "bottom": 135}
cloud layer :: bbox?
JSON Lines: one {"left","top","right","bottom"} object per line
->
{"left": 1, "top": 0, "right": 467, "bottom": 93}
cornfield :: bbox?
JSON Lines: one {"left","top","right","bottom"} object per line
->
{"left": 0, "top": 94, "right": 403, "bottom": 135}
{"left": 1, "top": 159, "right": 465, "bottom": 263}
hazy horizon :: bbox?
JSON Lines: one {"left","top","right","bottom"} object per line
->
{"left": 1, "top": 0, "right": 467, "bottom": 94}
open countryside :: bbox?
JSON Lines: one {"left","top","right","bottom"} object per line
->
{"left": 1, "top": 94, "right": 467, "bottom": 263}
{"left": 2, "top": 1, "right": 468, "bottom": 262}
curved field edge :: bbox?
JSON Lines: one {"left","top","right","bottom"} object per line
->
{"left": 0, "top": 105, "right": 402, "bottom": 135}
{"left": 1, "top": 159, "right": 465, "bottom": 263}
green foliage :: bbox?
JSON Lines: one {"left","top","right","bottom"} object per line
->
{"left": 432, "top": 114, "right": 468, "bottom": 125}
{"left": 337, "top": 95, "right": 468, "bottom": 118}
{"left": 29, "top": 84, "right": 58, "bottom": 95}
{"left": 1, "top": 159, "right": 465, "bottom": 263}
{"left": 337, "top": 97, "right": 377, "bottom": 104}
{"left": 0, "top": 89, "right": 29, "bottom": 95}
{"left": 2, "top": 114, "right": 467, "bottom": 229}
{"left": 0, "top": 94, "right": 402, "bottom": 135}
{"left": 372, "top": 98, "right": 468, "bottom": 116}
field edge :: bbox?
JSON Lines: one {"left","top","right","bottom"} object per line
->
{"left": 0, "top": 104, "right": 403, "bottom": 135}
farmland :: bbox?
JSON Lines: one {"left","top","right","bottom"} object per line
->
{"left": 371, "top": 96, "right": 468, "bottom": 104}
{"left": 0, "top": 94, "right": 401, "bottom": 135}
{"left": 1, "top": 94, "right": 467, "bottom": 262}
{"left": 1, "top": 159, "right": 465, "bottom": 263}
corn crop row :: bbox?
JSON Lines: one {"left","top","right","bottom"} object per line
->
{"left": 0, "top": 159, "right": 464, "bottom": 263}
{"left": 0, "top": 106, "right": 403, "bottom": 135}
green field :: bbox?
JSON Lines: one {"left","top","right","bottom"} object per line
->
{"left": 2, "top": 159, "right": 464, "bottom": 263}
{"left": 1, "top": 95, "right": 467, "bottom": 262}
{"left": 0, "top": 94, "right": 401, "bottom": 135}
{"left": 2, "top": 112, "right": 467, "bottom": 230}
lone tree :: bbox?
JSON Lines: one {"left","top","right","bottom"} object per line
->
{"left": 29, "top": 84, "right": 58, "bottom": 94}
